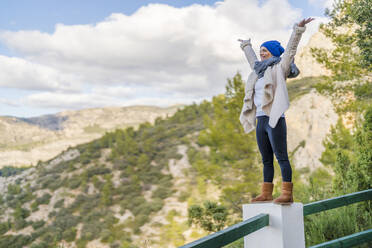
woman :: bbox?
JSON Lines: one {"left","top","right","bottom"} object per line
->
{"left": 238, "top": 18, "right": 314, "bottom": 204}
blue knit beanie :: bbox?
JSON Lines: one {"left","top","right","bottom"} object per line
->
{"left": 260, "top": 40, "right": 285, "bottom": 57}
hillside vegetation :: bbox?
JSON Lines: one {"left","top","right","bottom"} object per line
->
{"left": 0, "top": 100, "right": 214, "bottom": 247}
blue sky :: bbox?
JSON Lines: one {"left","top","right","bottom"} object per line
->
{"left": 0, "top": 0, "right": 325, "bottom": 33}
{"left": 0, "top": 0, "right": 331, "bottom": 117}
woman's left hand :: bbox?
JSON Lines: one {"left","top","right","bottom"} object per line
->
{"left": 298, "top": 17, "right": 315, "bottom": 27}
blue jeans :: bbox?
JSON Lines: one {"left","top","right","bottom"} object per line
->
{"left": 256, "top": 116, "right": 292, "bottom": 182}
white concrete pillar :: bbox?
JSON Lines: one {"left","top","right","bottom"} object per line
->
{"left": 243, "top": 203, "right": 305, "bottom": 248}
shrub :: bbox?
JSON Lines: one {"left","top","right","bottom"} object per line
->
{"left": 81, "top": 157, "right": 91, "bottom": 165}
{"left": 76, "top": 239, "right": 88, "bottom": 248}
{"left": 86, "top": 166, "right": 111, "bottom": 178}
{"left": 121, "top": 196, "right": 146, "bottom": 212}
{"left": 31, "top": 201, "right": 39, "bottom": 212}
{"left": 103, "top": 214, "right": 119, "bottom": 227}
{"left": 110, "top": 242, "right": 121, "bottom": 248}
{"left": 80, "top": 197, "right": 100, "bottom": 213}
{"left": 53, "top": 199, "right": 64, "bottom": 209}
{"left": 7, "top": 197, "right": 24, "bottom": 209}
{"left": 68, "top": 176, "right": 82, "bottom": 189}
{"left": 6, "top": 194, "right": 14, "bottom": 202}
{"left": 30, "top": 227, "right": 47, "bottom": 240}
{"left": 152, "top": 186, "right": 173, "bottom": 199}
{"left": 16, "top": 190, "right": 35, "bottom": 205}
{"left": 31, "top": 220, "right": 45, "bottom": 230}
{"left": 30, "top": 241, "right": 48, "bottom": 248}
{"left": 48, "top": 177, "right": 67, "bottom": 191}
{"left": 178, "top": 191, "right": 191, "bottom": 202}
{"left": 41, "top": 230, "right": 60, "bottom": 244}
{"left": 0, "top": 234, "right": 32, "bottom": 248}
{"left": 32, "top": 193, "right": 52, "bottom": 211}
{"left": 0, "top": 221, "right": 11, "bottom": 235}
{"left": 13, "top": 204, "right": 30, "bottom": 219}
{"left": 80, "top": 222, "right": 101, "bottom": 241}
{"left": 39, "top": 174, "right": 60, "bottom": 189}
{"left": 13, "top": 219, "right": 28, "bottom": 230}
{"left": 132, "top": 214, "right": 148, "bottom": 234}
{"left": 113, "top": 159, "right": 129, "bottom": 170}
{"left": 53, "top": 214, "right": 80, "bottom": 231}
{"left": 62, "top": 227, "right": 77, "bottom": 242}
{"left": 7, "top": 184, "right": 21, "bottom": 195}
{"left": 82, "top": 209, "right": 106, "bottom": 223}
{"left": 100, "top": 229, "right": 112, "bottom": 243}
{"left": 121, "top": 241, "right": 138, "bottom": 248}
{"left": 116, "top": 184, "right": 141, "bottom": 199}
{"left": 0, "top": 166, "right": 27, "bottom": 177}
{"left": 150, "top": 198, "right": 164, "bottom": 212}
{"left": 69, "top": 194, "right": 87, "bottom": 210}
{"left": 131, "top": 202, "right": 152, "bottom": 216}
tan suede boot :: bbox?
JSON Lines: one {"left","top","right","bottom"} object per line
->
{"left": 251, "top": 182, "right": 274, "bottom": 203}
{"left": 274, "top": 182, "right": 293, "bottom": 205}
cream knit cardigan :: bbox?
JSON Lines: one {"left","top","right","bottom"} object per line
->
{"left": 239, "top": 24, "right": 306, "bottom": 133}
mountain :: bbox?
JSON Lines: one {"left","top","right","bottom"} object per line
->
{"left": 0, "top": 105, "right": 181, "bottom": 168}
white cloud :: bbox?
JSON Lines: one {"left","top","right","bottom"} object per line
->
{"left": 91, "top": 86, "right": 137, "bottom": 98}
{"left": 24, "top": 92, "right": 124, "bottom": 109}
{"left": 0, "top": 98, "right": 20, "bottom": 107}
{"left": 308, "top": 0, "right": 334, "bottom": 9}
{"left": 0, "top": 55, "right": 82, "bottom": 92}
{"left": 23, "top": 91, "right": 199, "bottom": 110}
{"left": 0, "top": 0, "right": 323, "bottom": 113}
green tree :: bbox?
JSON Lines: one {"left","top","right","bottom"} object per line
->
{"left": 347, "top": 106, "right": 372, "bottom": 192}
{"left": 311, "top": 0, "right": 371, "bottom": 81}
{"left": 13, "top": 203, "right": 30, "bottom": 220}
{"left": 311, "top": 0, "right": 371, "bottom": 116}
{"left": 188, "top": 200, "right": 228, "bottom": 232}
{"left": 319, "top": 119, "right": 354, "bottom": 166}
{"left": 195, "top": 73, "right": 260, "bottom": 213}
{"left": 320, "top": 106, "right": 372, "bottom": 194}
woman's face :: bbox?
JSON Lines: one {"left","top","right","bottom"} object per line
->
{"left": 260, "top": 46, "right": 272, "bottom": 61}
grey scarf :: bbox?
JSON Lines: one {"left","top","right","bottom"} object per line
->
{"left": 254, "top": 57, "right": 300, "bottom": 79}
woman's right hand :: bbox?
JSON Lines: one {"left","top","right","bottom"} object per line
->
{"left": 298, "top": 17, "right": 315, "bottom": 27}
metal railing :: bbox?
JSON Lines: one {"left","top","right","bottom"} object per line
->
{"left": 304, "top": 189, "right": 372, "bottom": 248}
{"left": 308, "top": 229, "right": 372, "bottom": 248}
{"left": 303, "top": 189, "right": 372, "bottom": 216}
{"left": 179, "top": 213, "right": 268, "bottom": 248}
{"left": 179, "top": 188, "right": 372, "bottom": 248}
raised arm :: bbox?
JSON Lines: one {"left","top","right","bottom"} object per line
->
{"left": 280, "top": 24, "right": 306, "bottom": 73}
{"left": 281, "top": 18, "right": 314, "bottom": 74}
{"left": 239, "top": 39, "right": 258, "bottom": 70}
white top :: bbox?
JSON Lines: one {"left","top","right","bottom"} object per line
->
{"left": 254, "top": 76, "right": 285, "bottom": 118}
{"left": 254, "top": 77, "right": 266, "bottom": 117}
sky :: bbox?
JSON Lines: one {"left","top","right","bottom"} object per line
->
{"left": 0, "top": 0, "right": 333, "bottom": 117}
